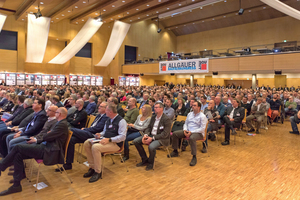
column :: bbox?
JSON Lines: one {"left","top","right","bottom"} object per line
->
{"left": 252, "top": 74, "right": 256, "bottom": 89}
{"left": 190, "top": 75, "right": 194, "bottom": 87}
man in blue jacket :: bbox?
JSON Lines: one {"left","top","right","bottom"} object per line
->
{"left": 85, "top": 95, "right": 97, "bottom": 115}
{"left": 5, "top": 98, "right": 48, "bottom": 153}
{"left": 56, "top": 102, "right": 109, "bottom": 171}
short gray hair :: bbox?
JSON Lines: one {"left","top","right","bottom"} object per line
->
{"left": 24, "top": 98, "right": 33, "bottom": 106}
{"left": 154, "top": 102, "right": 164, "bottom": 108}
{"left": 89, "top": 95, "right": 95, "bottom": 101}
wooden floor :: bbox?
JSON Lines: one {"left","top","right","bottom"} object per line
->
{"left": 1, "top": 118, "right": 300, "bottom": 200}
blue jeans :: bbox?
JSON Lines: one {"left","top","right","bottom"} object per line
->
{"left": 284, "top": 108, "right": 298, "bottom": 115}
{"left": 125, "top": 131, "right": 141, "bottom": 151}
{"left": 6, "top": 133, "right": 29, "bottom": 153}
{"left": 290, "top": 116, "right": 300, "bottom": 132}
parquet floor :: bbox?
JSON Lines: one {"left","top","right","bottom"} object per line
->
{"left": 1, "top": 119, "right": 300, "bottom": 200}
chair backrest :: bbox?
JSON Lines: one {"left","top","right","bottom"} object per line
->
{"left": 278, "top": 105, "right": 281, "bottom": 115}
{"left": 87, "top": 115, "right": 96, "bottom": 128}
{"left": 85, "top": 115, "right": 90, "bottom": 128}
{"left": 64, "top": 130, "right": 73, "bottom": 162}
{"left": 176, "top": 115, "right": 187, "bottom": 122}
{"left": 121, "top": 105, "right": 126, "bottom": 109}
{"left": 136, "top": 103, "right": 140, "bottom": 108}
{"left": 242, "top": 109, "right": 247, "bottom": 123}
{"left": 139, "top": 109, "right": 142, "bottom": 115}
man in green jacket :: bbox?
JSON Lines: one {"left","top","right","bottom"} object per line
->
{"left": 285, "top": 96, "right": 298, "bottom": 116}
{"left": 124, "top": 98, "right": 139, "bottom": 124}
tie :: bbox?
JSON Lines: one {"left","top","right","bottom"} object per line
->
{"left": 25, "top": 115, "right": 37, "bottom": 132}
{"left": 91, "top": 115, "right": 102, "bottom": 127}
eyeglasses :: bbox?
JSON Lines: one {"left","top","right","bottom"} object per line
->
{"left": 55, "top": 112, "right": 60, "bottom": 114}
{"left": 47, "top": 109, "right": 54, "bottom": 112}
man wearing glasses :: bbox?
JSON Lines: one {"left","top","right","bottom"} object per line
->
{"left": 56, "top": 102, "right": 109, "bottom": 171}
{"left": 169, "top": 101, "right": 207, "bottom": 166}
{"left": 0, "top": 107, "right": 69, "bottom": 196}
{"left": 67, "top": 94, "right": 78, "bottom": 116}
{"left": 134, "top": 102, "right": 172, "bottom": 171}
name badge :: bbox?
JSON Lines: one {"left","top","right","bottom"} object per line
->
{"left": 159, "top": 126, "right": 164, "bottom": 130}
{"left": 109, "top": 125, "right": 113, "bottom": 128}
{"left": 236, "top": 113, "right": 240, "bottom": 116}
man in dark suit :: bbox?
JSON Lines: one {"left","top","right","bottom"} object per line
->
{"left": 4, "top": 95, "right": 25, "bottom": 124}
{"left": 0, "top": 92, "right": 8, "bottom": 107}
{"left": 85, "top": 95, "right": 97, "bottom": 115}
{"left": 133, "top": 102, "right": 172, "bottom": 171}
{"left": 221, "top": 99, "right": 245, "bottom": 145}
{"left": 0, "top": 107, "right": 69, "bottom": 196}
{"left": 67, "top": 99, "right": 87, "bottom": 129}
{"left": 5, "top": 98, "right": 48, "bottom": 153}
{"left": 57, "top": 102, "right": 109, "bottom": 171}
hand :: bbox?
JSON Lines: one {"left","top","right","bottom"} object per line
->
{"left": 230, "top": 118, "right": 234, "bottom": 121}
{"left": 142, "top": 135, "right": 152, "bottom": 144}
{"left": 5, "top": 121, "right": 11, "bottom": 126}
{"left": 288, "top": 106, "right": 292, "bottom": 109}
{"left": 100, "top": 138, "right": 109, "bottom": 145}
{"left": 27, "top": 137, "right": 37, "bottom": 144}
{"left": 81, "top": 128, "right": 85, "bottom": 130}
{"left": 128, "top": 124, "right": 134, "bottom": 127}
{"left": 95, "top": 133, "right": 101, "bottom": 139}
{"left": 216, "top": 115, "right": 220, "bottom": 119}
{"left": 14, "top": 132, "right": 21, "bottom": 138}
{"left": 209, "top": 119, "right": 215, "bottom": 122}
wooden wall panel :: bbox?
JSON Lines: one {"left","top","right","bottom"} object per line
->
{"left": 210, "top": 58, "right": 239, "bottom": 72}
{"left": 287, "top": 78, "right": 300, "bottom": 87}
{"left": 239, "top": 55, "right": 274, "bottom": 71}
{"left": 0, "top": 50, "right": 17, "bottom": 72}
{"left": 274, "top": 53, "right": 300, "bottom": 70}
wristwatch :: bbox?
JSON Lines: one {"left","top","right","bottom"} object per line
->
{"left": 109, "top": 138, "right": 112, "bottom": 142}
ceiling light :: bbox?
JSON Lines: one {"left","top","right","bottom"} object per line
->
{"left": 56, "top": 38, "right": 58, "bottom": 40}
{"left": 40, "top": 2, "right": 44, "bottom": 4}
{"left": 62, "top": 14, "right": 64, "bottom": 16}
{"left": 112, "top": 5, "right": 115, "bottom": 7}
{"left": 130, "top": 20, "right": 132, "bottom": 22}
{"left": 184, "top": 25, "right": 186, "bottom": 26}
{"left": 179, "top": 4, "right": 181, "bottom": 6}
{"left": 122, "top": 0, "right": 125, "bottom": 2}
{"left": 147, "top": 4, "right": 149, "bottom": 6}
{"left": 103, "top": 9, "right": 106, "bottom": 11}
{"left": 192, "top": 0, "right": 195, "bottom": 1}
{"left": 223, "top": 15, "right": 226, "bottom": 17}
{"left": 136, "top": 8, "right": 139, "bottom": 10}
{"left": 156, "top": 11, "right": 159, "bottom": 13}
{"left": 212, "top": 18, "right": 214, "bottom": 20}
{"left": 193, "top": 23, "right": 195, "bottom": 24}
{"left": 190, "top": 10, "right": 192, "bottom": 12}
{"left": 111, "top": 18, "right": 113, "bottom": 20}
{"left": 22, "top": 19, "right": 24, "bottom": 21}
{"left": 68, "top": 10, "right": 71, "bottom": 12}
{"left": 51, "top": 21, "right": 53, "bottom": 22}
{"left": 176, "top": 27, "right": 178, "bottom": 28}
{"left": 146, "top": 14, "right": 149, "bottom": 16}
{"left": 76, "top": 22, "right": 78, "bottom": 24}
{"left": 83, "top": 1, "right": 86, "bottom": 3}
{"left": 127, "top": 12, "right": 129, "bottom": 14}
{"left": 202, "top": 20, "right": 204, "bottom": 22}
{"left": 35, "top": 7, "right": 38, "bottom": 9}
{"left": 263, "top": 7, "right": 266, "bottom": 9}
{"left": 249, "top": 10, "right": 251, "bottom": 12}
{"left": 82, "top": 19, "right": 84, "bottom": 21}
{"left": 95, "top": 13, "right": 98, "bottom": 15}
{"left": 138, "top": 17, "right": 140, "bottom": 19}
{"left": 75, "top": 6, "right": 78, "bottom": 8}
{"left": 224, "top": 0, "right": 227, "bottom": 2}
{"left": 56, "top": 18, "right": 59, "bottom": 19}
{"left": 167, "top": 8, "right": 169, "bottom": 10}
{"left": 158, "top": 0, "right": 161, "bottom": 2}
{"left": 200, "top": 7, "right": 202, "bottom": 9}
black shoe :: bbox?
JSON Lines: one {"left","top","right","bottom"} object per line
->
{"left": 201, "top": 147, "right": 207, "bottom": 153}
{"left": 167, "top": 151, "right": 179, "bottom": 158}
{"left": 231, "top": 129, "right": 237, "bottom": 135}
{"left": 290, "top": 131, "right": 300, "bottom": 135}
{"left": 89, "top": 172, "right": 102, "bottom": 183}
{"left": 0, "top": 185, "right": 22, "bottom": 196}
{"left": 122, "top": 155, "right": 129, "bottom": 162}
{"left": 221, "top": 141, "right": 230, "bottom": 145}
{"left": 248, "top": 128, "right": 255, "bottom": 133}
{"left": 181, "top": 140, "right": 188, "bottom": 151}
{"left": 255, "top": 130, "right": 260, "bottom": 134}
{"left": 83, "top": 168, "right": 95, "bottom": 178}
{"left": 190, "top": 157, "right": 197, "bottom": 166}
{"left": 55, "top": 164, "right": 72, "bottom": 172}
{"left": 9, "top": 174, "right": 26, "bottom": 184}
{"left": 145, "top": 164, "right": 154, "bottom": 171}
{"left": 136, "top": 160, "right": 149, "bottom": 167}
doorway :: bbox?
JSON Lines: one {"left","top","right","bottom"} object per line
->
{"left": 154, "top": 80, "right": 165, "bottom": 86}
{"left": 224, "top": 80, "right": 258, "bottom": 89}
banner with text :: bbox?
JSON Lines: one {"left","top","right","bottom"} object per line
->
{"left": 159, "top": 58, "right": 209, "bottom": 74}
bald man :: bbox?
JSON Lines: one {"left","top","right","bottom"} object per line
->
{"left": 67, "top": 99, "right": 87, "bottom": 129}
{"left": 0, "top": 107, "right": 69, "bottom": 196}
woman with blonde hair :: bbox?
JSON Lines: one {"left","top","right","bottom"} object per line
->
{"left": 123, "top": 104, "right": 152, "bottom": 161}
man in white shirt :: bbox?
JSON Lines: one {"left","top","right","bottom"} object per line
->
{"left": 169, "top": 101, "right": 208, "bottom": 166}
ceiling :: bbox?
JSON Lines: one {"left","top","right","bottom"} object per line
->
{"left": 0, "top": 0, "right": 299, "bottom": 36}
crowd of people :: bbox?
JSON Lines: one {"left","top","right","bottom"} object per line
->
{"left": 0, "top": 83, "right": 299, "bottom": 196}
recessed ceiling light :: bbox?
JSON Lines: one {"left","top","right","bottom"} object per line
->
{"left": 190, "top": 10, "right": 192, "bottom": 12}
{"left": 184, "top": 25, "right": 186, "bottom": 26}
{"left": 224, "top": 0, "right": 226, "bottom": 2}
{"left": 200, "top": 7, "right": 202, "bottom": 9}
{"left": 35, "top": 7, "right": 38, "bottom": 9}
{"left": 104, "top": 21, "right": 106, "bottom": 23}
{"left": 83, "top": 1, "right": 86, "bottom": 3}
{"left": 82, "top": 19, "right": 84, "bottom": 21}
{"left": 223, "top": 16, "right": 226, "bottom": 17}
{"left": 75, "top": 6, "right": 78, "bottom": 8}
{"left": 138, "top": 17, "right": 140, "bottom": 19}
{"left": 130, "top": 20, "right": 132, "bottom": 22}
{"left": 212, "top": 18, "right": 214, "bottom": 20}
{"left": 111, "top": 18, "right": 113, "bottom": 20}
{"left": 202, "top": 20, "right": 204, "bottom": 22}
{"left": 156, "top": 11, "right": 159, "bottom": 13}
{"left": 112, "top": 5, "right": 115, "bottom": 7}
{"left": 249, "top": 10, "right": 251, "bottom": 12}
{"left": 192, "top": 0, "right": 195, "bottom": 1}
{"left": 51, "top": 21, "right": 53, "bottom": 22}
{"left": 56, "top": 38, "right": 58, "bottom": 40}
{"left": 40, "top": 2, "right": 44, "bottom": 4}
{"left": 122, "top": 0, "right": 125, "bottom": 2}
{"left": 136, "top": 8, "right": 139, "bottom": 10}
{"left": 147, "top": 4, "right": 149, "bottom": 6}
{"left": 103, "top": 9, "right": 106, "bottom": 11}
{"left": 168, "top": 28, "right": 170, "bottom": 30}
{"left": 193, "top": 23, "right": 195, "bottom": 24}
{"left": 62, "top": 14, "right": 64, "bottom": 16}
{"left": 176, "top": 27, "right": 178, "bottom": 28}
{"left": 56, "top": 18, "right": 59, "bottom": 19}
{"left": 167, "top": 8, "right": 169, "bottom": 10}
{"left": 22, "top": 19, "right": 24, "bottom": 20}
{"left": 68, "top": 10, "right": 71, "bottom": 12}
{"left": 158, "top": 0, "right": 161, "bottom": 2}
{"left": 146, "top": 14, "right": 149, "bottom": 16}
{"left": 30, "top": 11, "right": 33, "bottom": 13}
{"left": 118, "top": 15, "right": 121, "bottom": 17}
{"left": 179, "top": 4, "right": 181, "bottom": 6}
{"left": 127, "top": 12, "right": 129, "bottom": 14}
{"left": 108, "top": 26, "right": 110, "bottom": 28}
{"left": 76, "top": 22, "right": 78, "bottom": 24}
{"left": 95, "top": 13, "right": 98, "bottom": 15}
{"left": 263, "top": 7, "right": 266, "bottom": 9}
